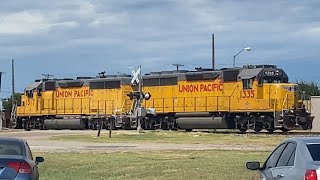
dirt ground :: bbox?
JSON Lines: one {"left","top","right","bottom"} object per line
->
{"left": 0, "top": 129, "right": 273, "bottom": 153}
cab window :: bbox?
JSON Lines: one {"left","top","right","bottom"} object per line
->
{"left": 242, "top": 79, "right": 253, "bottom": 89}
{"left": 25, "top": 142, "right": 33, "bottom": 160}
{"left": 26, "top": 90, "right": 34, "bottom": 98}
{"left": 37, "top": 89, "right": 42, "bottom": 96}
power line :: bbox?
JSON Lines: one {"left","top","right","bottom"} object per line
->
{"left": 41, "top": 74, "right": 54, "bottom": 80}
{"left": 172, "top": 64, "right": 185, "bottom": 71}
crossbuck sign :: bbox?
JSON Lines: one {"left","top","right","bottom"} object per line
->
{"left": 131, "top": 67, "right": 141, "bottom": 85}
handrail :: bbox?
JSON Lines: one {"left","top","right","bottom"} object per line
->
{"left": 228, "top": 85, "right": 238, "bottom": 111}
{"left": 281, "top": 94, "right": 289, "bottom": 118}
{"left": 274, "top": 99, "right": 277, "bottom": 122}
{"left": 230, "top": 85, "right": 238, "bottom": 97}
{"left": 145, "top": 95, "right": 232, "bottom": 113}
{"left": 25, "top": 98, "right": 122, "bottom": 116}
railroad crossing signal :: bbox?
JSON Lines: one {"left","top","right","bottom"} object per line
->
{"left": 131, "top": 68, "right": 141, "bottom": 85}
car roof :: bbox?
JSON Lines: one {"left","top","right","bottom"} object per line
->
{"left": 0, "top": 137, "right": 25, "bottom": 143}
{"left": 286, "top": 137, "right": 320, "bottom": 144}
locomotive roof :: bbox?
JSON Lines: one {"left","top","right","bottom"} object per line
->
{"left": 238, "top": 68, "right": 263, "bottom": 79}
{"left": 24, "top": 64, "right": 287, "bottom": 91}
{"left": 25, "top": 75, "right": 132, "bottom": 91}
{"left": 25, "top": 81, "right": 43, "bottom": 91}
{"left": 142, "top": 64, "right": 286, "bottom": 82}
{"left": 54, "top": 76, "right": 132, "bottom": 87}
{"left": 143, "top": 64, "right": 278, "bottom": 76}
{"left": 41, "top": 75, "right": 131, "bottom": 82}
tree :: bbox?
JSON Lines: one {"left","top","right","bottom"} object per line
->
{"left": 297, "top": 81, "right": 320, "bottom": 100}
{"left": 2, "top": 93, "right": 22, "bottom": 112}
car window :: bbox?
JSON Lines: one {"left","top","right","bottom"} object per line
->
{"left": 0, "top": 141, "right": 23, "bottom": 156}
{"left": 264, "top": 143, "right": 286, "bottom": 169}
{"left": 287, "top": 149, "right": 296, "bottom": 166}
{"left": 277, "top": 142, "right": 296, "bottom": 167}
{"left": 307, "top": 144, "right": 320, "bottom": 161}
{"left": 26, "top": 142, "right": 33, "bottom": 160}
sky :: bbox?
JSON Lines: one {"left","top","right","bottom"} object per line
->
{"left": 0, "top": 0, "right": 319, "bottom": 96}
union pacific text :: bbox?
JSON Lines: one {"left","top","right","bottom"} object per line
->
{"left": 179, "top": 84, "right": 223, "bottom": 93}
{"left": 56, "top": 89, "right": 93, "bottom": 98}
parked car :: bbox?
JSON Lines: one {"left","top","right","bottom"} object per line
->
{"left": 246, "top": 137, "right": 320, "bottom": 180}
{"left": 0, "top": 137, "right": 44, "bottom": 180}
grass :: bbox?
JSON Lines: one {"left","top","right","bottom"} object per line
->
{"left": 51, "top": 130, "right": 289, "bottom": 147}
{"left": 45, "top": 131, "right": 309, "bottom": 179}
{"left": 35, "top": 150, "right": 269, "bottom": 180}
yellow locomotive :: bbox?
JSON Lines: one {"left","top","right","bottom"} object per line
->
{"left": 15, "top": 74, "right": 135, "bottom": 130}
{"left": 14, "top": 64, "right": 313, "bottom": 132}
{"left": 141, "top": 64, "right": 313, "bottom": 132}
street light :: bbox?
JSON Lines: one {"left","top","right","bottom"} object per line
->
{"left": 233, "top": 47, "right": 252, "bottom": 68}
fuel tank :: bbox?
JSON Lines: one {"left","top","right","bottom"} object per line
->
{"left": 176, "top": 113, "right": 234, "bottom": 129}
{"left": 44, "top": 118, "right": 87, "bottom": 130}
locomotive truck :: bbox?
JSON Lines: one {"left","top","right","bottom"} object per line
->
{"left": 15, "top": 64, "right": 313, "bottom": 133}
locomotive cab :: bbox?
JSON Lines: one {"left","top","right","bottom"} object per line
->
{"left": 246, "top": 65, "right": 313, "bottom": 131}
{"left": 16, "top": 81, "right": 44, "bottom": 129}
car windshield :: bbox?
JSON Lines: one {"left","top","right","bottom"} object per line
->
{"left": 0, "top": 141, "right": 23, "bottom": 156}
{"left": 307, "top": 144, "right": 320, "bottom": 161}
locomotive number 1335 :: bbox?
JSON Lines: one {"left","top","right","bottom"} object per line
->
{"left": 241, "top": 90, "right": 255, "bottom": 98}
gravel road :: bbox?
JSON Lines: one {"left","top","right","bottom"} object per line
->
{"left": 0, "top": 130, "right": 272, "bottom": 153}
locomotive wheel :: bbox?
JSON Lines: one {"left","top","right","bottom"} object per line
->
{"left": 266, "top": 129, "right": 274, "bottom": 134}
{"left": 185, "top": 129, "right": 193, "bottom": 132}
{"left": 39, "top": 123, "right": 47, "bottom": 130}
{"left": 254, "top": 128, "right": 262, "bottom": 134}
{"left": 283, "top": 115, "right": 296, "bottom": 130}
{"left": 265, "top": 120, "right": 274, "bottom": 134}
{"left": 24, "top": 123, "right": 32, "bottom": 131}
{"left": 302, "top": 123, "right": 310, "bottom": 130}
{"left": 254, "top": 123, "right": 263, "bottom": 134}
{"left": 239, "top": 129, "right": 247, "bottom": 134}
{"left": 161, "top": 122, "right": 169, "bottom": 130}
{"left": 121, "top": 124, "right": 131, "bottom": 130}
{"left": 90, "top": 123, "right": 97, "bottom": 130}
{"left": 281, "top": 127, "right": 289, "bottom": 133}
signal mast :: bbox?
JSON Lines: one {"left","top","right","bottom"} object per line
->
{"left": 129, "top": 65, "right": 151, "bottom": 132}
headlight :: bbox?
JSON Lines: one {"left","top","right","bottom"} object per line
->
{"left": 144, "top": 93, "right": 151, "bottom": 100}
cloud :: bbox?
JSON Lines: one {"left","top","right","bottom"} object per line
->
{"left": 0, "top": 9, "right": 83, "bottom": 34}
{"left": 0, "top": 11, "right": 51, "bottom": 34}
{"left": 88, "top": 13, "right": 127, "bottom": 27}
{"left": 0, "top": 0, "right": 319, "bottom": 93}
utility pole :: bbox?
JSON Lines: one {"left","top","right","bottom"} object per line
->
{"left": 212, "top": 34, "right": 215, "bottom": 70}
{"left": 0, "top": 72, "right": 4, "bottom": 131}
{"left": 172, "top": 64, "right": 184, "bottom": 71}
{"left": 11, "top": 59, "right": 15, "bottom": 111}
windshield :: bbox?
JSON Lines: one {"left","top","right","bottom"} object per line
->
{"left": 0, "top": 141, "right": 23, "bottom": 156}
{"left": 263, "top": 76, "right": 286, "bottom": 83}
{"left": 307, "top": 144, "right": 320, "bottom": 161}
